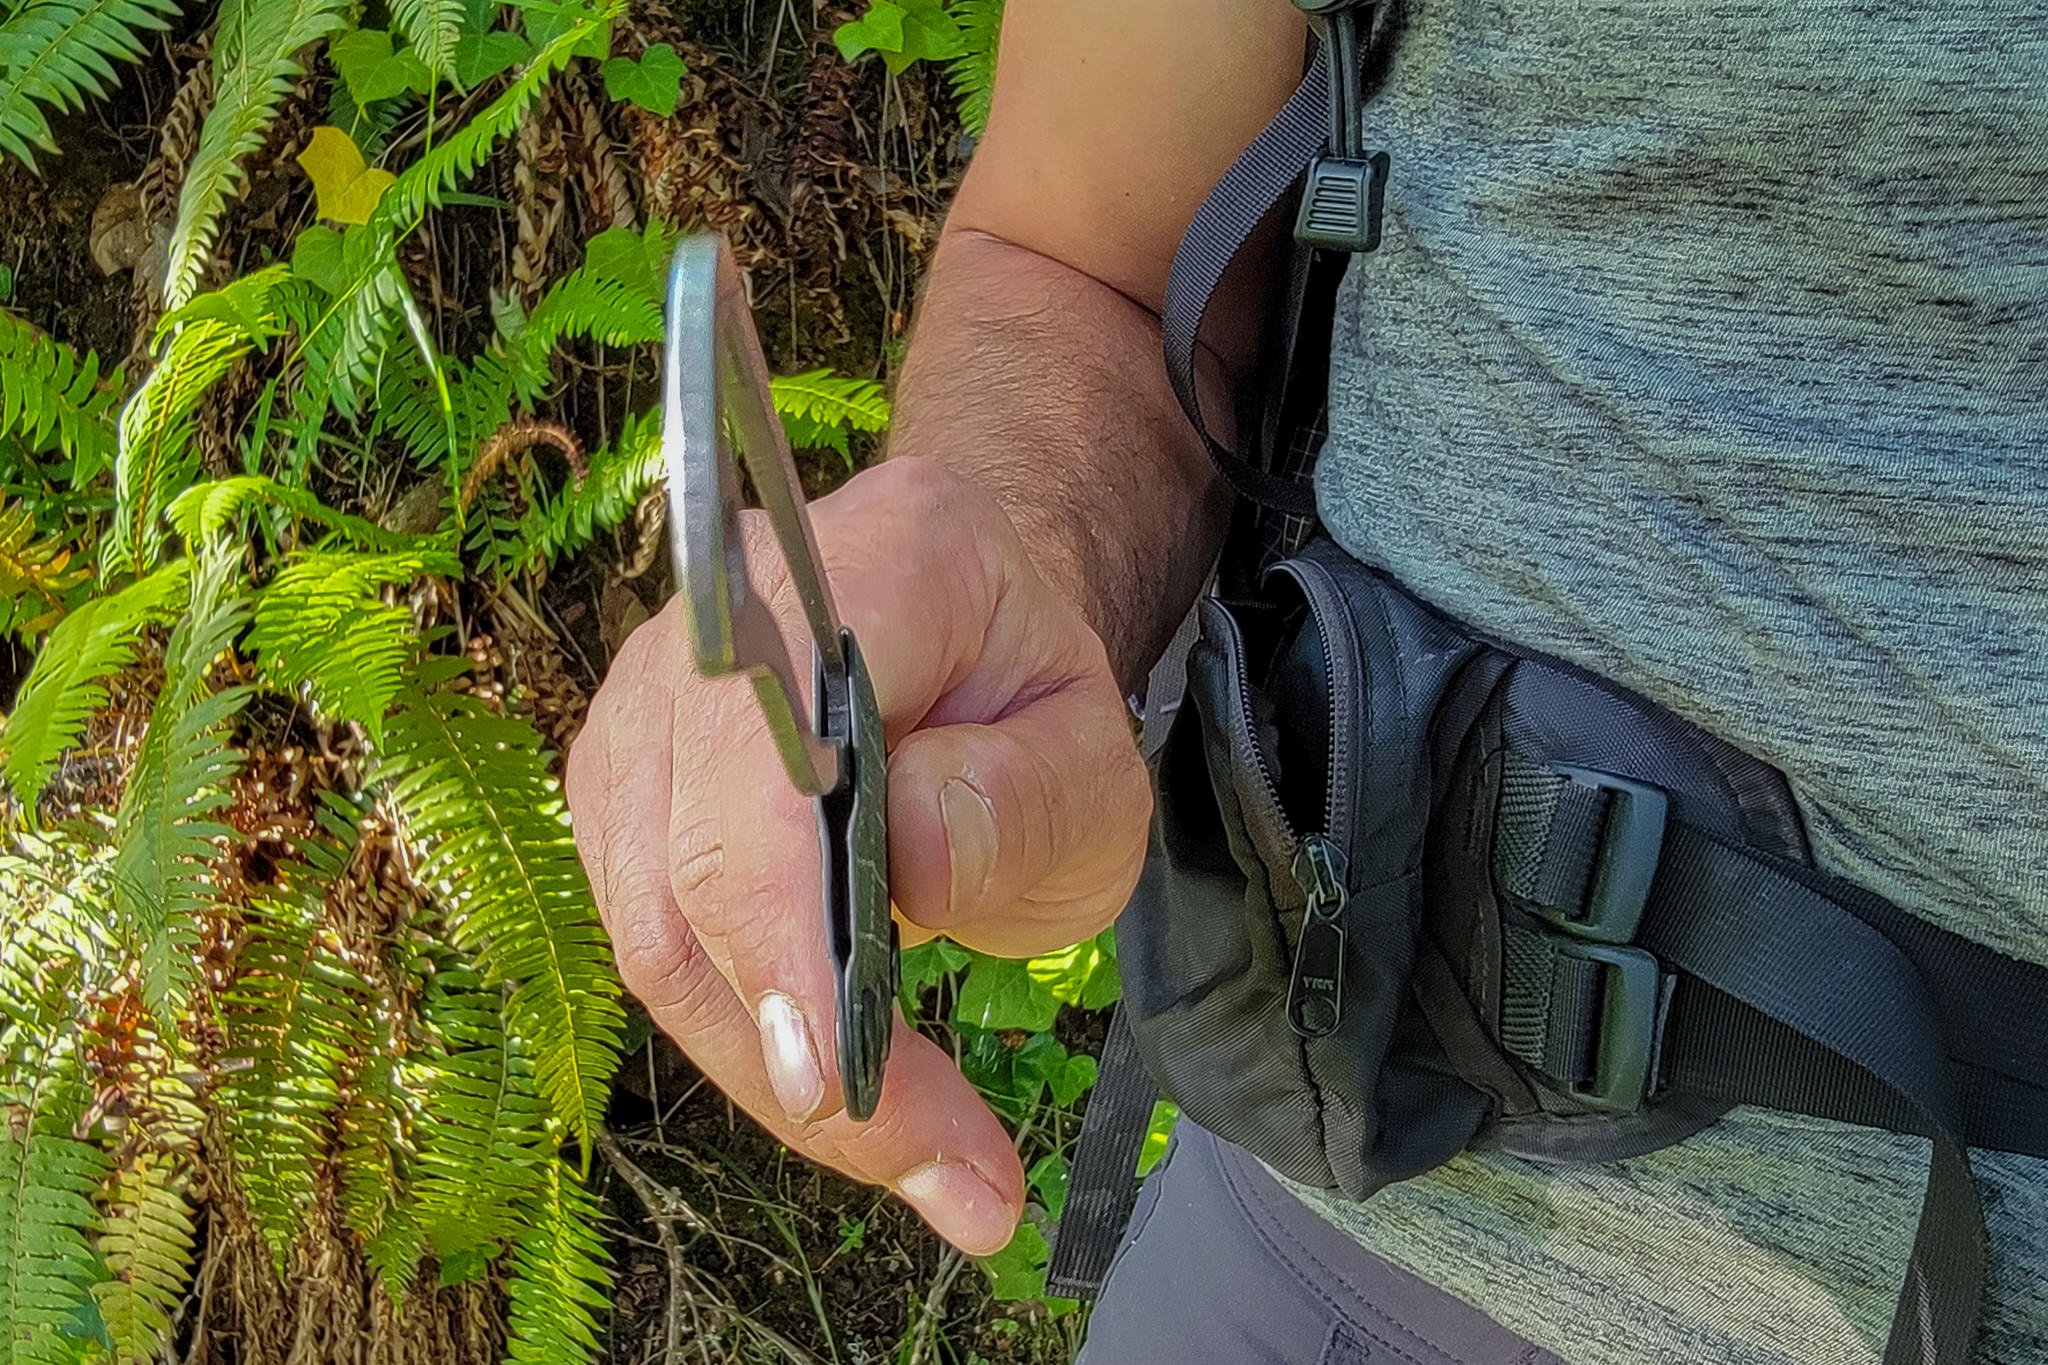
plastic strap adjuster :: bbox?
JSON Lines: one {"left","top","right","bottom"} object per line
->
{"left": 1526, "top": 766, "right": 1671, "bottom": 1111}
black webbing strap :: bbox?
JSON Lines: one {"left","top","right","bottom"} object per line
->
{"left": 1159, "top": 53, "right": 1330, "bottom": 519}
{"left": 1046, "top": 1007, "right": 1157, "bottom": 1299}
{"left": 1493, "top": 766, "right": 2048, "bottom": 1365}
{"left": 1643, "top": 827, "right": 1986, "bottom": 1365}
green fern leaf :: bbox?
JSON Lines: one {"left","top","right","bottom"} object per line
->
{"left": 389, "top": 0, "right": 460, "bottom": 84}
{"left": 166, "top": 473, "right": 430, "bottom": 552}
{"left": 0, "top": 561, "right": 188, "bottom": 806}
{"left": 947, "top": 0, "right": 1001, "bottom": 139}
{"left": 377, "top": 682, "right": 623, "bottom": 1148}
{"left": 0, "top": 960, "right": 107, "bottom": 1365}
{"left": 0, "top": 500, "right": 86, "bottom": 637}
{"left": 379, "top": 0, "right": 623, "bottom": 230}
{"left": 215, "top": 832, "right": 367, "bottom": 1271}
{"left": 246, "top": 548, "right": 456, "bottom": 740}
{"left": 0, "top": 310, "right": 118, "bottom": 480}
{"left": 770, "top": 368, "right": 891, "bottom": 457}
{"left": 508, "top": 408, "right": 659, "bottom": 576}
{"left": 0, "top": 0, "right": 180, "bottom": 172}
{"left": 110, "top": 549, "right": 249, "bottom": 1027}
{"left": 336, "top": 1040, "right": 415, "bottom": 1292}
{"left": 111, "top": 267, "right": 288, "bottom": 575}
{"left": 408, "top": 963, "right": 551, "bottom": 1269}
{"left": 507, "top": 271, "right": 662, "bottom": 408}
{"left": 503, "top": 1160, "right": 611, "bottom": 1365}
{"left": 160, "top": 0, "right": 350, "bottom": 308}
{"left": 291, "top": 253, "right": 408, "bottom": 439}
{"left": 292, "top": 0, "right": 625, "bottom": 447}
{"left": 90, "top": 1151, "right": 196, "bottom": 1365}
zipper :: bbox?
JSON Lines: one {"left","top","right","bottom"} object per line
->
{"left": 1272, "top": 555, "right": 1364, "bottom": 847}
{"left": 1207, "top": 556, "right": 1367, "bottom": 1041}
{"left": 1286, "top": 833, "right": 1350, "bottom": 1038}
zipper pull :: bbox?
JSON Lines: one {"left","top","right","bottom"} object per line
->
{"left": 1287, "top": 835, "right": 1349, "bottom": 1038}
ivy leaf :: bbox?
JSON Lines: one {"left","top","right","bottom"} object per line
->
{"left": 901, "top": 939, "right": 971, "bottom": 994}
{"left": 452, "top": 0, "right": 533, "bottom": 88}
{"left": 598, "top": 42, "right": 683, "bottom": 116}
{"left": 952, "top": 953, "right": 1061, "bottom": 1033}
{"left": 898, "top": 937, "right": 972, "bottom": 1019}
{"left": 454, "top": 26, "right": 530, "bottom": 86}
{"left": 1027, "top": 1153, "right": 1069, "bottom": 1219}
{"left": 296, "top": 126, "right": 397, "bottom": 225}
{"left": 582, "top": 225, "right": 657, "bottom": 298}
{"left": 1048, "top": 1053, "right": 1098, "bottom": 1108}
{"left": 291, "top": 224, "right": 348, "bottom": 294}
{"left": 834, "top": 0, "right": 964, "bottom": 75}
{"left": 330, "top": 28, "right": 436, "bottom": 105}
{"left": 1138, "top": 1100, "right": 1179, "bottom": 1176}
{"left": 975, "top": 1219, "right": 1048, "bottom": 1302}
{"left": 511, "top": 0, "right": 611, "bottom": 61}
{"left": 1027, "top": 928, "right": 1119, "bottom": 1010}
{"left": 1010, "top": 1032, "right": 1067, "bottom": 1103}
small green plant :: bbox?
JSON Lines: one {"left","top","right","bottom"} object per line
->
{"left": 0, "top": 0, "right": 1077, "bottom": 1359}
{"left": 834, "top": 0, "right": 1003, "bottom": 137}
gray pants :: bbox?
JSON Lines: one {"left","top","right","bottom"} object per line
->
{"left": 1077, "top": 1124, "right": 1568, "bottom": 1365}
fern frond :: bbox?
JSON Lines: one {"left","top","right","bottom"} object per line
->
{"left": 167, "top": 473, "right": 431, "bottom": 552}
{"left": 160, "top": 0, "right": 350, "bottom": 308}
{"left": 111, "top": 267, "right": 287, "bottom": 574}
{"left": 0, "top": 958, "right": 107, "bottom": 1365}
{"left": 770, "top": 368, "right": 891, "bottom": 457}
{"left": 90, "top": 1151, "right": 196, "bottom": 1365}
{"left": 336, "top": 985, "right": 423, "bottom": 1295}
{"left": 0, "top": 561, "right": 188, "bottom": 806}
{"left": 290, "top": 3, "right": 622, "bottom": 449}
{"left": 109, "top": 548, "right": 248, "bottom": 1026}
{"left": 376, "top": 345, "right": 503, "bottom": 473}
{"left": 408, "top": 962, "right": 550, "bottom": 1270}
{"left": 507, "top": 272, "right": 661, "bottom": 408}
{"left": 377, "top": 683, "right": 622, "bottom": 1148}
{"left": 0, "top": 310, "right": 118, "bottom": 479}
{"left": 246, "top": 548, "right": 456, "bottom": 740}
{"left": 0, "top": 0, "right": 180, "bottom": 171}
{"left": 215, "top": 835, "right": 366, "bottom": 1271}
{"left": 503, "top": 1160, "right": 610, "bottom": 1365}
{"left": 508, "top": 408, "right": 659, "bottom": 576}
{"left": 389, "top": 0, "right": 459, "bottom": 84}
{"left": 292, "top": 255, "right": 408, "bottom": 440}
{"left": 0, "top": 500, "right": 86, "bottom": 637}
{"left": 287, "top": 0, "right": 625, "bottom": 460}
{"left": 378, "top": 0, "right": 622, "bottom": 230}
{"left": 946, "top": 0, "right": 1002, "bottom": 139}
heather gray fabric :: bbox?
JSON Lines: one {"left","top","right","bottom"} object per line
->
{"left": 1079, "top": 1123, "right": 1565, "bottom": 1365}
{"left": 1304, "top": 1, "right": 2048, "bottom": 1361}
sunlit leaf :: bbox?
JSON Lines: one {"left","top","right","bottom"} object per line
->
{"left": 296, "top": 125, "right": 396, "bottom": 225}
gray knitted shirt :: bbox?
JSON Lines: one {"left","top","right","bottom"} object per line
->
{"left": 1297, "top": 1, "right": 2048, "bottom": 1360}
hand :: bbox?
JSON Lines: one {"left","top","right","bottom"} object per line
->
{"left": 565, "top": 458, "right": 1152, "bottom": 1255}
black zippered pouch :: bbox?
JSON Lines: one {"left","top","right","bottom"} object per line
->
{"left": 1118, "top": 539, "right": 1500, "bottom": 1196}
{"left": 1118, "top": 538, "right": 1810, "bottom": 1196}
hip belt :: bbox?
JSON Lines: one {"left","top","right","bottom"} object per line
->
{"left": 1050, "top": 537, "right": 2048, "bottom": 1365}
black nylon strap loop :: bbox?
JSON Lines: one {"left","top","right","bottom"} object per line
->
{"left": 1045, "top": 1008, "right": 1158, "bottom": 1300}
{"left": 1642, "top": 826, "right": 1985, "bottom": 1365}
{"left": 1159, "top": 52, "right": 1330, "bottom": 518}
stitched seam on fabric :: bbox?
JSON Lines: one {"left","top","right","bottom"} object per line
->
{"left": 1216, "top": 1142, "right": 1474, "bottom": 1365}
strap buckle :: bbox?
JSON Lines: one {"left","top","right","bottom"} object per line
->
{"left": 1292, "top": 2, "right": 1388, "bottom": 253}
{"left": 1535, "top": 765, "right": 1668, "bottom": 945}
{"left": 1530, "top": 766, "right": 1670, "bottom": 1111}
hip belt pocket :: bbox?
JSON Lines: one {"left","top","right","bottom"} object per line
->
{"left": 1118, "top": 541, "right": 1498, "bottom": 1196}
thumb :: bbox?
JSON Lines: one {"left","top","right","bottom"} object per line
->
{"left": 886, "top": 672, "right": 1150, "bottom": 957}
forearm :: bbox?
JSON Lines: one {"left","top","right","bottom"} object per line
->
{"left": 889, "top": 227, "right": 1231, "bottom": 688}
